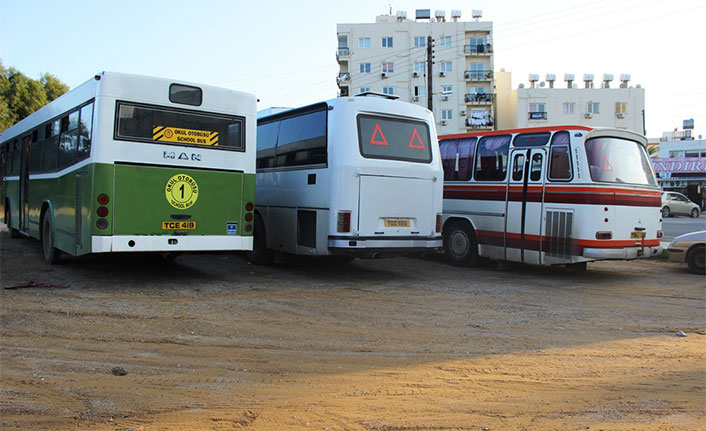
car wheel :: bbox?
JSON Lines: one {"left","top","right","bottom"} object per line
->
{"left": 443, "top": 220, "right": 479, "bottom": 267}
{"left": 41, "top": 213, "right": 61, "bottom": 265}
{"left": 686, "top": 245, "right": 705, "bottom": 275}
{"left": 690, "top": 208, "right": 699, "bottom": 218}
{"left": 661, "top": 206, "right": 671, "bottom": 218}
{"left": 246, "top": 214, "right": 275, "bottom": 265}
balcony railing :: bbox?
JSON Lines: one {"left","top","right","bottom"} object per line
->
{"left": 464, "top": 93, "right": 494, "bottom": 103}
{"left": 464, "top": 70, "right": 493, "bottom": 80}
{"left": 463, "top": 44, "right": 493, "bottom": 55}
{"left": 466, "top": 115, "right": 494, "bottom": 129}
{"left": 337, "top": 73, "right": 351, "bottom": 83}
{"left": 336, "top": 47, "right": 350, "bottom": 61}
{"left": 528, "top": 111, "right": 548, "bottom": 120}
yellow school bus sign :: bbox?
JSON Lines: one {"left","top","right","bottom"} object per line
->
{"left": 153, "top": 126, "right": 219, "bottom": 146}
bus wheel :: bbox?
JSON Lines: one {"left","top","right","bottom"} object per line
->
{"left": 661, "top": 206, "right": 671, "bottom": 218}
{"left": 687, "top": 246, "right": 705, "bottom": 275}
{"left": 41, "top": 214, "right": 61, "bottom": 265}
{"left": 690, "top": 208, "right": 699, "bottom": 218}
{"left": 246, "top": 215, "right": 275, "bottom": 265}
{"left": 443, "top": 221, "right": 479, "bottom": 267}
{"left": 5, "top": 204, "right": 21, "bottom": 238}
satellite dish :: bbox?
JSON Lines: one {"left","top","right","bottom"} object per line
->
{"left": 519, "top": 83, "right": 525, "bottom": 88}
{"left": 539, "top": 81, "right": 546, "bottom": 87}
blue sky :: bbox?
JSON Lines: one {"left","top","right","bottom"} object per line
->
{"left": 1, "top": 0, "right": 704, "bottom": 138}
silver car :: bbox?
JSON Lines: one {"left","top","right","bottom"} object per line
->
{"left": 661, "top": 192, "right": 700, "bottom": 218}
{"left": 667, "top": 230, "right": 706, "bottom": 274}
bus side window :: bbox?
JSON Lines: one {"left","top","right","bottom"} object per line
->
{"left": 58, "top": 111, "right": 80, "bottom": 169}
{"left": 475, "top": 135, "right": 510, "bottom": 181}
{"left": 512, "top": 153, "right": 525, "bottom": 181}
{"left": 530, "top": 153, "right": 543, "bottom": 181}
{"left": 441, "top": 137, "right": 476, "bottom": 181}
{"left": 12, "top": 140, "right": 21, "bottom": 176}
{"left": 256, "top": 121, "right": 279, "bottom": 169}
{"left": 548, "top": 131, "right": 571, "bottom": 180}
{"left": 275, "top": 110, "right": 326, "bottom": 168}
{"left": 29, "top": 129, "right": 44, "bottom": 173}
{"left": 78, "top": 103, "right": 94, "bottom": 161}
{"left": 43, "top": 121, "right": 60, "bottom": 172}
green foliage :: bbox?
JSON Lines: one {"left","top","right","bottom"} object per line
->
{"left": 0, "top": 59, "right": 69, "bottom": 133}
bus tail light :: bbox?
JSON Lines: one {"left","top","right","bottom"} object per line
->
{"left": 337, "top": 211, "right": 351, "bottom": 233}
{"left": 436, "top": 213, "right": 442, "bottom": 233}
{"left": 96, "top": 206, "right": 109, "bottom": 217}
{"left": 97, "top": 194, "right": 109, "bottom": 205}
{"left": 657, "top": 230, "right": 663, "bottom": 238}
{"left": 244, "top": 202, "right": 254, "bottom": 233}
{"left": 245, "top": 202, "right": 254, "bottom": 212}
{"left": 595, "top": 231, "right": 612, "bottom": 240}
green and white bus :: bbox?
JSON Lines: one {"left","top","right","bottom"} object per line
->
{"left": 1, "top": 72, "right": 256, "bottom": 263}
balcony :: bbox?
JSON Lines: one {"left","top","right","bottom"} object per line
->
{"left": 336, "top": 47, "right": 350, "bottom": 61}
{"left": 528, "top": 111, "right": 548, "bottom": 120}
{"left": 463, "top": 44, "right": 493, "bottom": 55}
{"left": 464, "top": 70, "right": 493, "bottom": 81}
{"left": 464, "top": 93, "right": 494, "bottom": 104}
{"left": 336, "top": 73, "right": 350, "bottom": 84}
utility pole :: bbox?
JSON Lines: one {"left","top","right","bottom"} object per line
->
{"left": 426, "top": 36, "right": 433, "bottom": 112}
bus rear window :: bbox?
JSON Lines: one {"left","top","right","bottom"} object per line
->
{"left": 357, "top": 114, "right": 431, "bottom": 163}
{"left": 585, "top": 137, "right": 657, "bottom": 186}
{"left": 115, "top": 102, "right": 244, "bottom": 151}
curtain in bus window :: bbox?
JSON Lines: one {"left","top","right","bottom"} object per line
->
{"left": 275, "top": 110, "right": 326, "bottom": 167}
{"left": 256, "top": 121, "right": 279, "bottom": 169}
{"left": 439, "top": 140, "right": 457, "bottom": 180}
{"left": 549, "top": 131, "right": 571, "bottom": 180}
{"left": 585, "top": 137, "right": 657, "bottom": 185}
{"left": 475, "top": 135, "right": 510, "bottom": 181}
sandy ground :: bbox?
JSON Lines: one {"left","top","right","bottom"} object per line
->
{"left": 1, "top": 229, "right": 704, "bottom": 430}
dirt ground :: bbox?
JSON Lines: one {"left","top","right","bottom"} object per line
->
{"left": 1, "top": 228, "right": 704, "bottom": 431}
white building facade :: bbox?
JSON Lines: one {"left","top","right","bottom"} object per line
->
{"left": 495, "top": 71, "right": 645, "bottom": 134}
{"left": 336, "top": 10, "right": 494, "bottom": 134}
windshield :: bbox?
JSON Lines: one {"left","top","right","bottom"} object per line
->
{"left": 357, "top": 114, "right": 431, "bottom": 163}
{"left": 115, "top": 102, "right": 245, "bottom": 151}
{"left": 585, "top": 137, "right": 657, "bottom": 186}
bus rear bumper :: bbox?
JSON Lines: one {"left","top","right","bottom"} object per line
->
{"left": 328, "top": 236, "right": 442, "bottom": 257}
{"left": 583, "top": 245, "right": 662, "bottom": 260}
{"left": 91, "top": 235, "right": 253, "bottom": 253}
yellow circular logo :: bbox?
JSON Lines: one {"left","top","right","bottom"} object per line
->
{"left": 165, "top": 174, "right": 199, "bottom": 210}
{"left": 164, "top": 129, "right": 173, "bottom": 139}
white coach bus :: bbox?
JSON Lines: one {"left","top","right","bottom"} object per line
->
{"left": 247, "top": 94, "right": 443, "bottom": 264}
{"left": 439, "top": 126, "right": 662, "bottom": 269}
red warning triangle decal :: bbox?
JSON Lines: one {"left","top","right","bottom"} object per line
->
{"left": 408, "top": 128, "right": 425, "bottom": 149}
{"left": 370, "top": 122, "right": 388, "bottom": 146}
{"left": 602, "top": 156, "right": 613, "bottom": 172}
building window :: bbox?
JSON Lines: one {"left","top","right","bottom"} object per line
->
{"left": 360, "top": 87, "right": 371, "bottom": 93}
{"left": 441, "top": 85, "right": 453, "bottom": 96}
{"left": 442, "top": 109, "right": 453, "bottom": 120}
{"left": 338, "top": 34, "right": 348, "bottom": 48}
{"left": 414, "top": 36, "right": 425, "bottom": 47}
{"left": 382, "top": 87, "right": 394, "bottom": 95}
{"left": 563, "top": 103, "right": 575, "bottom": 115}
{"left": 360, "top": 63, "right": 371, "bottom": 73}
{"left": 382, "top": 37, "right": 393, "bottom": 48}
{"left": 359, "top": 37, "right": 370, "bottom": 49}
{"left": 669, "top": 151, "right": 684, "bottom": 158}
{"left": 413, "top": 62, "right": 425, "bottom": 76}
{"left": 382, "top": 62, "right": 394, "bottom": 73}
{"left": 440, "top": 36, "right": 452, "bottom": 47}
{"left": 441, "top": 62, "right": 452, "bottom": 74}
{"left": 616, "top": 102, "right": 626, "bottom": 113}
{"left": 414, "top": 86, "right": 426, "bottom": 97}
{"left": 529, "top": 103, "right": 547, "bottom": 120}
{"left": 587, "top": 102, "right": 600, "bottom": 114}
{"left": 469, "top": 63, "right": 484, "bottom": 79}
{"left": 468, "top": 37, "right": 484, "bottom": 53}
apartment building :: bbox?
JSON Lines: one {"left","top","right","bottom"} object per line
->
{"left": 495, "top": 71, "right": 645, "bottom": 134}
{"left": 336, "top": 9, "right": 494, "bottom": 134}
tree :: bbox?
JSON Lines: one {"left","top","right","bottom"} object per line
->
{"left": 0, "top": 59, "right": 69, "bottom": 133}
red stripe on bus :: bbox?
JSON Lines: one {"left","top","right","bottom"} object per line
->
{"left": 476, "top": 230, "right": 660, "bottom": 254}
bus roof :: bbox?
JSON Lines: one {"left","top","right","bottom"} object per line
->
{"left": 440, "top": 125, "right": 594, "bottom": 140}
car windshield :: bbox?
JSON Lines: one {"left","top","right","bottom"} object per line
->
{"left": 585, "top": 137, "right": 657, "bottom": 186}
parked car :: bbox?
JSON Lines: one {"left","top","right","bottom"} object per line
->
{"left": 661, "top": 192, "right": 700, "bottom": 218}
{"left": 667, "top": 230, "right": 706, "bottom": 274}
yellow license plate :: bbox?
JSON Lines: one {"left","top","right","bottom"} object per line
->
{"left": 630, "top": 231, "right": 646, "bottom": 239}
{"left": 162, "top": 221, "right": 197, "bottom": 230}
{"left": 384, "top": 218, "right": 410, "bottom": 227}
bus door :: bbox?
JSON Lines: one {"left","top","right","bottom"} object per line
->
{"left": 505, "top": 148, "right": 546, "bottom": 264}
{"left": 19, "top": 135, "right": 30, "bottom": 233}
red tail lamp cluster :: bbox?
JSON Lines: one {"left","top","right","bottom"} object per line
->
{"left": 96, "top": 193, "right": 110, "bottom": 230}
{"left": 436, "top": 213, "right": 443, "bottom": 233}
{"left": 337, "top": 211, "right": 351, "bottom": 233}
{"left": 244, "top": 202, "right": 254, "bottom": 233}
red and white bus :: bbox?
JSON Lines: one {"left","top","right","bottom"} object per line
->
{"left": 439, "top": 126, "right": 662, "bottom": 268}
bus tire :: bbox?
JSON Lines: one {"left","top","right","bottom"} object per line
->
{"left": 246, "top": 215, "right": 275, "bottom": 265}
{"left": 41, "top": 213, "right": 61, "bottom": 265}
{"left": 687, "top": 245, "right": 705, "bottom": 275}
{"left": 6, "top": 204, "right": 22, "bottom": 238}
{"left": 443, "top": 220, "right": 479, "bottom": 267}
{"left": 690, "top": 208, "right": 699, "bottom": 218}
{"left": 661, "top": 206, "right": 671, "bottom": 218}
